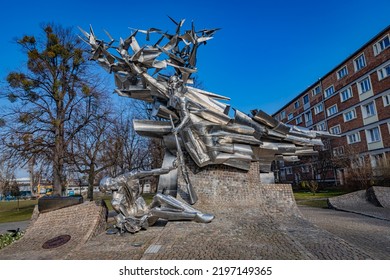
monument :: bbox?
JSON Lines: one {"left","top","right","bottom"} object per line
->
{"left": 80, "top": 18, "right": 334, "bottom": 234}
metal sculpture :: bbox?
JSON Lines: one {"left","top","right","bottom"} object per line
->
{"left": 80, "top": 18, "right": 334, "bottom": 233}
{"left": 99, "top": 163, "right": 214, "bottom": 234}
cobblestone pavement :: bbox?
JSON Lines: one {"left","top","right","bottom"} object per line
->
{"left": 2, "top": 181, "right": 388, "bottom": 260}
{"left": 67, "top": 206, "right": 373, "bottom": 260}
{"left": 299, "top": 206, "right": 390, "bottom": 260}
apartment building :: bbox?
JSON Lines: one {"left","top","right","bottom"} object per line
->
{"left": 272, "top": 25, "right": 390, "bottom": 185}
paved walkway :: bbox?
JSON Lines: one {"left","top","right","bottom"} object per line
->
{"left": 66, "top": 206, "right": 372, "bottom": 260}
{"left": 299, "top": 206, "right": 390, "bottom": 260}
{"left": 0, "top": 221, "right": 30, "bottom": 235}
{"left": 1, "top": 184, "right": 389, "bottom": 260}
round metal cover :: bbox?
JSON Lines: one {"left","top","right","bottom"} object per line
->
{"left": 42, "top": 235, "right": 71, "bottom": 249}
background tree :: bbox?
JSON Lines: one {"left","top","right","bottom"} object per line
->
{"left": 332, "top": 145, "right": 373, "bottom": 190}
{"left": 67, "top": 97, "right": 117, "bottom": 200}
{"left": 108, "top": 101, "right": 151, "bottom": 177}
{"left": 0, "top": 23, "right": 104, "bottom": 195}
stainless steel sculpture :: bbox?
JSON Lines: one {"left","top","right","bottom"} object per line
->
{"left": 99, "top": 163, "right": 214, "bottom": 234}
{"left": 81, "top": 18, "right": 334, "bottom": 233}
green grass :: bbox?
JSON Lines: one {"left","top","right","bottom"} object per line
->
{"left": 0, "top": 193, "right": 157, "bottom": 224}
{"left": 293, "top": 190, "right": 346, "bottom": 208}
{"left": 0, "top": 200, "right": 38, "bottom": 223}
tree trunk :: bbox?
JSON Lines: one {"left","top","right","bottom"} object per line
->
{"left": 87, "top": 166, "right": 95, "bottom": 201}
{"left": 53, "top": 124, "right": 65, "bottom": 196}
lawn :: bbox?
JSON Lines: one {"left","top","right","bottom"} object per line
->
{"left": 0, "top": 200, "right": 38, "bottom": 223}
{"left": 0, "top": 193, "right": 157, "bottom": 224}
{"left": 293, "top": 191, "right": 346, "bottom": 208}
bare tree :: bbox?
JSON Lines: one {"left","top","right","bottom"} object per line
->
{"left": 0, "top": 23, "right": 104, "bottom": 195}
{"left": 332, "top": 145, "right": 373, "bottom": 190}
{"left": 67, "top": 97, "right": 119, "bottom": 200}
{"left": 107, "top": 101, "right": 151, "bottom": 177}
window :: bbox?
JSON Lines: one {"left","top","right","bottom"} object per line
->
{"left": 332, "top": 146, "right": 344, "bottom": 156}
{"left": 373, "top": 35, "right": 390, "bottom": 56}
{"left": 347, "top": 132, "right": 361, "bottom": 144}
{"left": 301, "top": 165, "right": 310, "bottom": 173}
{"left": 377, "top": 63, "right": 390, "bottom": 81}
{"left": 340, "top": 87, "right": 353, "bottom": 102}
{"left": 286, "top": 167, "right": 292, "bottom": 175}
{"left": 366, "top": 127, "right": 381, "bottom": 143}
{"left": 312, "top": 85, "right": 321, "bottom": 96}
{"left": 317, "top": 122, "right": 326, "bottom": 131}
{"left": 330, "top": 125, "right": 341, "bottom": 135}
{"left": 343, "top": 109, "right": 356, "bottom": 122}
{"left": 314, "top": 103, "right": 323, "bottom": 115}
{"left": 358, "top": 77, "right": 371, "bottom": 94}
{"left": 337, "top": 66, "right": 348, "bottom": 79}
{"left": 354, "top": 54, "right": 366, "bottom": 71}
{"left": 281, "top": 111, "right": 286, "bottom": 120}
{"left": 303, "top": 94, "right": 309, "bottom": 104}
{"left": 275, "top": 115, "right": 280, "bottom": 121}
{"left": 288, "top": 113, "right": 293, "bottom": 121}
{"left": 325, "top": 85, "right": 335, "bottom": 98}
{"left": 294, "top": 100, "right": 300, "bottom": 109}
{"left": 304, "top": 111, "right": 312, "bottom": 125}
{"left": 383, "top": 94, "right": 390, "bottom": 107}
{"left": 327, "top": 104, "right": 338, "bottom": 117}
{"left": 296, "top": 115, "right": 302, "bottom": 125}
{"left": 362, "top": 101, "right": 376, "bottom": 118}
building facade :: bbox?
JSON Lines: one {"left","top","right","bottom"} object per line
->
{"left": 272, "top": 25, "right": 390, "bottom": 185}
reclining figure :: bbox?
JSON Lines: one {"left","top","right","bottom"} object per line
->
{"left": 99, "top": 164, "right": 214, "bottom": 234}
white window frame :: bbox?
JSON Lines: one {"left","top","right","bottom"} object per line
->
{"left": 347, "top": 132, "right": 361, "bottom": 144}
{"left": 343, "top": 109, "right": 357, "bottom": 122}
{"left": 304, "top": 111, "right": 312, "bottom": 125}
{"left": 332, "top": 146, "right": 344, "bottom": 156}
{"left": 303, "top": 94, "right": 309, "bottom": 104}
{"left": 377, "top": 63, "right": 390, "bottom": 81}
{"left": 314, "top": 103, "right": 323, "bottom": 115}
{"left": 357, "top": 76, "right": 372, "bottom": 94}
{"left": 330, "top": 125, "right": 341, "bottom": 135}
{"left": 337, "top": 66, "right": 348, "bottom": 80}
{"left": 312, "top": 85, "right": 321, "bottom": 96}
{"left": 280, "top": 111, "right": 286, "bottom": 120}
{"left": 340, "top": 87, "right": 353, "bottom": 102}
{"left": 325, "top": 85, "right": 335, "bottom": 98}
{"left": 288, "top": 113, "right": 294, "bottom": 121}
{"left": 301, "top": 165, "right": 310, "bottom": 173}
{"left": 296, "top": 115, "right": 302, "bottom": 125}
{"left": 294, "top": 100, "right": 300, "bottom": 109}
{"left": 366, "top": 127, "right": 381, "bottom": 143}
{"left": 362, "top": 101, "right": 376, "bottom": 118}
{"left": 383, "top": 94, "right": 390, "bottom": 107}
{"left": 317, "top": 122, "right": 326, "bottom": 131}
{"left": 327, "top": 104, "right": 338, "bottom": 117}
{"left": 373, "top": 34, "right": 390, "bottom": 56}
{"left": 353, "top": 53, "right": 366, "bottom": 72}
{"left": 286, "top": 167, "right": 292, "bottom": 175}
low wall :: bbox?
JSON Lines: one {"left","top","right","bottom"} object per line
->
{"left": 0, "top": 200, "right": 108, "bottom": 260}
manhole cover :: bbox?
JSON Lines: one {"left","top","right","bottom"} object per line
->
{"left": 42, "top": 235, "right": 71, "bottom": 249}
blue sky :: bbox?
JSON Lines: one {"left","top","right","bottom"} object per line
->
{"left": 1, "top": 0, "right": 389, "bottom": 115}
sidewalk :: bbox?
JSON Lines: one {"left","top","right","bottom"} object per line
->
{"left": 0, "top": 221, "right": 30, "bottom": 235}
